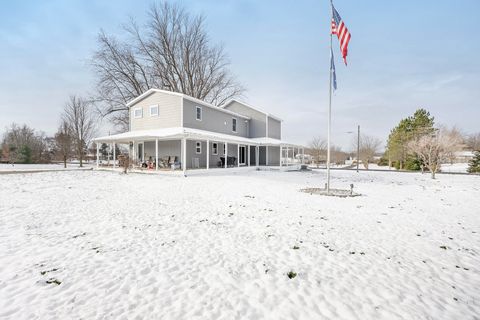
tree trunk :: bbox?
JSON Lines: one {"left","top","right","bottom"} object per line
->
{"left": 63, "top": 156, "right": 67, "bottom": 168}
{"left": 79, "top": 146, "right": 83, "bottom": 167}
{"left": 431, "top": 170, "right": 436, "bottom": 179}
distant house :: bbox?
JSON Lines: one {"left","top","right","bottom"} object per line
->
{"left": 93, "top": 89, "right": 303, "bottom": 173}
{"left": 451, "top": 150, "right": 475, "bottom": 163}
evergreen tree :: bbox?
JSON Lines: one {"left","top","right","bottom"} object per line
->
{"left": 386, "top": 108, "right": 434, "bottom": 170}
{"left": 468, "top": 151, "right": 480, "bottom": 173}
{"left": 18, "top": 145, "right": 32, "bottom": 164}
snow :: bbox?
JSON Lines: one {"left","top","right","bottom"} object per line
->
{"left": 440, "top": 163, "right": 470, "bottom": 173}
{"left": 0, "top": 163, "right": 94, "bottom": 172}
{"left": 0, "top": 169, "right": 479, "bottom": 319}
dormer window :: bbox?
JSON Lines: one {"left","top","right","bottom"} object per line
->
{"left": 133, "top": 107, "right": 143, "bottom": 119}
{"left": 196, "top": 106, "right": 202, "bottom": 121}
{"left": 150, "top": 105, "right": 159, "bottom": 117}
{"left": 232, "top": 118, "right": 237, "bottom": 132}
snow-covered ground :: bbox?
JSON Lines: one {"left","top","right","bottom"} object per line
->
{"left": 440, "top": 163, "right": 470, "bottom": 173}
{"left": 0, "top": 163, "right": 94, "bottom": 172}
{"left": 0, "top": 169, "right": 479, "bottom": 319}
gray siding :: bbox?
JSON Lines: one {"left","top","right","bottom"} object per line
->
{"left": 130, "top": 92, "right": 182, "bottom": 131}
{"left": 267, "top": 146, "right": 280, "bottom": 166}
{"left": 223, "top": 101, "right": 267, "bottom": 138}
{"left": 267, "top": 117, "right": 281, "bottom": 140}
{"left": 143, "top": 140, "right": 181, "bottom": 163}
{"left": 186, "top": 140, "right": 207, "bottom": 169}
{"left": 183, "top": 99, "right": 248, "bottom": 137}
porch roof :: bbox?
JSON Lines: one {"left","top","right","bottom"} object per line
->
{"left": 93, "top": 127, "right": 302, "bottom": 148}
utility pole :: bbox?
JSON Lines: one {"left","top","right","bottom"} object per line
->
{"left": 356, "top": 125, "right": 360, "bottom": 173}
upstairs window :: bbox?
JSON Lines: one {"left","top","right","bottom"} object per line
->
{"left": 232, "top": 118, "right": 237, "bottom": 132}
{"left": 196, "top": 141, "right": 202, "bottom": 154}
{"left": 133, "top": 107, "right": 143, "bottom": 119}
{"left": 150, "top": 105, "right": 159, "bottom": 117}
{"left": 212, "top": 143, "right": 218, "bottom": 155}
{"left": 196, "top": 106, "right": 202, "bottom": 121}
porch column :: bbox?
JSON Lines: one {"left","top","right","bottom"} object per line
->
{"left": 113, "top": 142, "right": 116, "bottom": 168}
{"left": 256, "top": 146, "right": 259, "bottom": 167}
{"left": 141, "top": 141, "right": 145, "bottom": 162}
{"left": 286, "top": 146, "right": 289, "bottom": 166}
{"left": 247, "top": 145, "right": 250, "bottom": 167}
{"left": 237, "top": 144, "right": 240, "bottom": 167}
{"left": 132, "top": 141, "right": 136, "bottom": 164}
{"left": 302, "top": 147, "right": 305, "bottom": 164}
{"left": 155, "top": 139, "right": 158, "bottom": 171}
{"left": 96, "top": 142, "right": 99, "bottom": 168}
{"left": 266, "top": 146, "right": 269, "bottom": 166}
{"left": 279, "top": 145, "right": 283, "bottom": 167}
{"left": 224, "top": 142, "right": 228, "bottom": 168}
{"left": 182, "top": 138, "right": 187, "bottom": 175}
{"left": 206, "top": 140, "right": 210, "bottom": 170}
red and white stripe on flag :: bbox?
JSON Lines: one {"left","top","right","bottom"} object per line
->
{"left": 331, "top": 18, "right": 351, "bottom": 65}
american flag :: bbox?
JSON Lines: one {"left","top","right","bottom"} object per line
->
{"left": 331, "top": 4, "right": 351, "bottom": 65}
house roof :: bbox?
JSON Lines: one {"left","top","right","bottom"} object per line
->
{"left": 220, "top": 99, "right": 283, "bottom": 122}
{"left": 93, "top": 127, "right": 301, "bottom": 147}
{"left": 126, "top": 89, "right": 250, "bottom": 120}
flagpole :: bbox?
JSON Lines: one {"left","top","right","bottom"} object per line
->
{"left": 327, "top": 8, "right": 333, "bottom": 194}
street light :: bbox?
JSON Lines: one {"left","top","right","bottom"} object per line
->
{"left": 346, "top": 125, "right": 360, "bottom": 172}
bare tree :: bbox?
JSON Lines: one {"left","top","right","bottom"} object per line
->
{"left": 54, "top": 120, "right": 73, "bottom": 168}
{"left": 62, "top": 96, "right": 97, "bottom": 167}
{"left": 407, "top": 126, "right": 463, "bottom": 179}
{"left": 308, "top": 137, "right": 327, "bottom": 168}
{"left": 1, "top": 123, "right": 48, "bottom": 164}
{"left": 466, "top": 132, "right": 480, "bottom": 151}
{"left": 92, "top": 2, "right": 245, "bottom": 131}
{"left": 352, "top": 134, "right": 382, "bottom": 169}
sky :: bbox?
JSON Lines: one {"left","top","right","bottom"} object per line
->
{"left": 0, "top": 0, "right": 479, "bottom": 150}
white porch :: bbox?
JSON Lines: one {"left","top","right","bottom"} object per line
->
{"left": 92, "top": 127, "right": 304, "bottom": 175}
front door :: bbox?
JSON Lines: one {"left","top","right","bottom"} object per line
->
{"left": 137, "top": 143, "right": 144, "bottom": 162}
{"left": 239, "top": 145, "right": 246, "bottom": 165}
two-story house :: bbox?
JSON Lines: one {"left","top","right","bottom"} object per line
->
{"left": 93, "top": 89, "right": 303, "bottom": 174}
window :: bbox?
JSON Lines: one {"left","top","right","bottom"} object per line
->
{"left": 232, "top": 118, "right": 237, "bottom": 132}
{"left": 212, "top": 143, "right": 218, "bottom": 155}
{"left": 196, "top": 106, "right": 202, "bottom": 121}
{"left": 133, "top": 107, "right": 143, "bottom": 119}
{"left": 196, "top": 141, "right": 202, "bottom": 154}
{"left": 150, "top": 105, "right": 159, "bottom": 117}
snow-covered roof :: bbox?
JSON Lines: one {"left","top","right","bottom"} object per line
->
{"left": 93, "top": 127, "right": 301, "bottom": 147}
{"left": 220, "top": 99, "right": 283, "bottom": 122}
{"left": 126, "top": 89, "right": 250, "bottom": 120}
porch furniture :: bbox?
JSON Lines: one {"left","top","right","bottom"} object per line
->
{"left": 219, "top": 156, "right": 236, "bottom": 167}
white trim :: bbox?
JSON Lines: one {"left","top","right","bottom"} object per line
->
{"left": 133, "top": 107, "right": 143, "bottom": 119}
{"left": 212, "top": 142, "right": 218, "bottom": 155}
{"left": 155, "top": 139, "right": 158, "bottom": 171}
{"left": 180, "top": 96, "right": 184, "bottom": 126}
{"left": 149, "top": 105, "right": 159, "bottom": 117}
{"left": 93, "top": 127, "right": 304, "bottom": 148}
{"left": 195, "top": 141, "right": 202, "bottom": 154}
{"left": 239, "top": 145, "right": 246, "bottom": 165}
{"left": 195, "top": 106, "right": 202, "bottom": 121}
{"left": 224, "top": 142, "right": 228, "bottom": 169}
{"left": 126, "top": 89, "right": 250, "bottom": 120}
{"left": 206, "top": 139, "right": 210, "bottom": 170}
{"left": 221, "top": 99, "right": 283, "bottom": 122}
{"left": 182, "top": 138, "right": 187, "bottom": 175}
{"left": 265, "top": 114, "right": 269, "bottom": 138}
{"left": 232, "top": 117, "right": 237, "bottom": 133}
